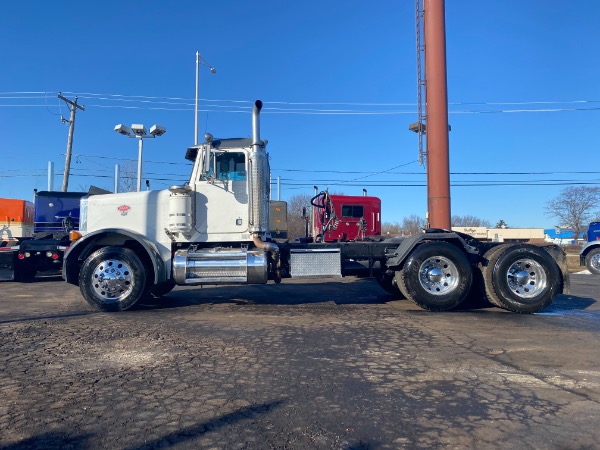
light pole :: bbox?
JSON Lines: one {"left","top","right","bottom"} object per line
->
{"left": 195, "top": 51, "right": 217, "bottom": 145}
{"left": 114, "top": 123, "right": 166, "bottom": 191}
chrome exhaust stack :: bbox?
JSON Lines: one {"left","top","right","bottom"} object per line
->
{"left": 248, "top": 100, "right": 279, "bottom": 281}
{"left": 252, "top": 100, "right": 263, "bottom": 146}
{"left": 248, "top": 99, "right": 270, "bottom": 234}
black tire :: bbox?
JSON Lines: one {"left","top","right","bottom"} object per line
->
{"left": 375, "top": 266, "right": 405, "bottom": 298}
{"left": 79, "top": 246, "right": 147, "bottom": 312}
{"left": 395, "top": 242, "right": 473, "bottom": 311}
{"left": 479, "top": 244, "right": 512, "bottom": 308}
{"left": 461, "top": 267, "right": 487, "bottom": 309}
{"left": 148, "top": 280, "right": 176, "bottom": 299}
{"left": 585, "top": 248, "right": 600, "bottom": 275}
{"left": 486, "top": 244, "right": 561, "bottom": 314}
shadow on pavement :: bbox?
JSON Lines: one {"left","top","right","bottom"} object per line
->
{"left": 538, "top": 294, "right": 597, "bottom": 314}
{"left": 135, "top": 278, "right": 388, "bottom": 311}
{"left": 124, "top": 400, "right": 285, "bottom": 450}
{"left": 0, "top": 431, "right": 92, "bottom": 450}
{"left": 0, "top": 310, "right": 98, "bottom": 325}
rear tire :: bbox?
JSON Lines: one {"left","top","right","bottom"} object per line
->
{"left": 585, "top": 248, "right": 600, "bottom": 275}
{"left": 485, "top": 244, "right": 560, "bottom": 313}
{"left": 395, "top": 242, "right": 472, "bottom": 311}
{"left": 479, "top": 245, "right": 511, "bottom": 308}
{"left": 79, "top": 246, "right": 147, "bottom": 312}
{"left": 375, "top": 267, "right": 405, "bottom": 299}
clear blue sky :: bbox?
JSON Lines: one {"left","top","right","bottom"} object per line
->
{"left": 1, "top": 1, "right": 599, "bottom": 228}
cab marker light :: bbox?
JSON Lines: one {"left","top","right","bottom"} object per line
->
{"left": 70, "top": 230, "right": 82, "bottom": 242}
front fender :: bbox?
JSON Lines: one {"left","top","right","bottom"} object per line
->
{"left": 580, "top": 242, "right": 600, "bottom": 265}
{"left": 63, "top": 228, "right": 167, "bottom": 286}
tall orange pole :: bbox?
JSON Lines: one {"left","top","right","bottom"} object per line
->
{"left": 424, "top": 0, "right": 451, "bottom": 229}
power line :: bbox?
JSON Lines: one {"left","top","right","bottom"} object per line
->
{"left": 279, "top": 181, "right": 600, "bottom": 187}
{"left": 50, "top": 104, "right": 600, "bottom": 115}
{"left": 41, "top": 91, "right": 600, "bottom": 107}
{"left": 2, "top": 91, "right": 600, "bottom": 115}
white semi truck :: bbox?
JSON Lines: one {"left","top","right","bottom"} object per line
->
{"left": 63, "top": 101, "right": 569, "bottom": 313}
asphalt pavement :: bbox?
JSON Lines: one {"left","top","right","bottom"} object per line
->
{"left": 1, "top": 274, "right": 599, "bottom": 449}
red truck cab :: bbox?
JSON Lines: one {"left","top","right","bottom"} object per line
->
{"left": 312, "top": 193, "right": 381, "bottom": 242}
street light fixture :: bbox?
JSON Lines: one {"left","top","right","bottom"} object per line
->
{"left": 195, "top": 51, "right": 217, "bottom": 145}
{"left": 114, "top": 123, "right": 166, "bottom": 192}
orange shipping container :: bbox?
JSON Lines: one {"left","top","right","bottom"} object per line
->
{"left": 0, "top": 198, "right": 35, "bottom": 241}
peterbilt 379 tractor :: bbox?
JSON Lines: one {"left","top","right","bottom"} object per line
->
{"left": 63, "top": 100, "right": 569, "bottom": 313}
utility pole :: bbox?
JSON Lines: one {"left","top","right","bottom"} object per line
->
{"left": 58, "top": 92, "right": 85, "bottom": 192}
{"left": 423, "top": 0, "right": 451, "bottom": 229}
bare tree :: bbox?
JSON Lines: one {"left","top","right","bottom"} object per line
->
{"left": 546, "top": 186, "right": 600, "bottom": 241}
{"left": 451, "top": 215, "right": 492, "bottom": 227}
{"left": 286, "top": 193, "right": 312, "bottom": 240}
{"left": 382, "top": 222, "right": 403, "bottom": 236}
{"left": 402, "top": 214, "right": 427, "bottom": 235}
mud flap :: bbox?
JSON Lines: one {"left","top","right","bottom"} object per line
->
{"left": 0, "top": 249, "right": 16, "bottom": 281}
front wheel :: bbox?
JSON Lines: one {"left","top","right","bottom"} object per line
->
{"left": 396, "top": 242, "right": 473, "bottom": 311}
{"left": 585, "top": 248, "right": 600, "bottom": 275}
{"left": 79, "top": 246, "right": 147, "bottom": 312}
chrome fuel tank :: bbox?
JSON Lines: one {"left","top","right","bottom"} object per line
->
{"left": 173, "top": 247, "right": 267, "bottom": 285}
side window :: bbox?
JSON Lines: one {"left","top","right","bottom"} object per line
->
{"left": 200, "top": 152, "right": 246, "bottom": 181}
{"left": 216, "top": 152, "right": 246, "bottom": 181}
{"left": 341, "top": 205, "right": 364, "bottom": 218}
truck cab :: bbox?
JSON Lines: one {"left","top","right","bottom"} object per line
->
{"left": 580, "top": 221, "right": 600, "bottom": 274}
{"left": 312, "top": 193, "right": 381, "bottom": 242}
{"left": 63, "top": 101, "right": 277, "bottom": 309}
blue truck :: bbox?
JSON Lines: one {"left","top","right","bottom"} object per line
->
{"left": 0, "top": 190, "right": 85, "bottom": 281}
{"left": 580, "top": 221, "right": 600, "bottom": 275}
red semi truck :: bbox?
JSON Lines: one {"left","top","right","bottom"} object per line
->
{"left": 311, "top": 191, "right": 381, "bottom": 242}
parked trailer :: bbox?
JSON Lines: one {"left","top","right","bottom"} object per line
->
{"left": 63, "top": 100, "right": 569, "bottom": 313}
{"left": 0, "top": 198, "right": 34, "bottom": 243}
{"left": 0, "top": 191, "right": 85, "bottom": 281}
{"left": 0, "top": 199, "right": 34, "bottom": 280}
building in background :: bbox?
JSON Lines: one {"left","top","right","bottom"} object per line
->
{"left": 452, "top": 227, "right": 545, "bottom": 243}
{"left": 543, "top": 228, "right": 586, "bottom": 246}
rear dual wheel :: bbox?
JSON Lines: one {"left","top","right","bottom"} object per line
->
{"left": 395, "top": 242, "right": 472, "bottom": 311}
{"left": 375, "top": 266, "right": 405, "bottom": 299}
{"left": 481, "top": 244, "right": 560, "bottom": 313}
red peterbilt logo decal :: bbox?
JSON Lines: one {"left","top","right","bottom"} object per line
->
{"left": 117, "top": 205, "right": 131, "bottom": 216}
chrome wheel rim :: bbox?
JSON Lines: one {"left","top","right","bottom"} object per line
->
{"left": 418, "top": 256, "right": 459, "bottom": 296}
{"left": 591, "top": 253, "right": 600, "bottom": 271}
{"left": 506, "top": 258, "right": 547, "bottom": 299}
{"left": 91, "top": 258, "right": 134, "bottom": 302}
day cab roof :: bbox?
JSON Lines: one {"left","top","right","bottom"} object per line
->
{"left": 185, "top": 138, "right": 255, "bottom": 162}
